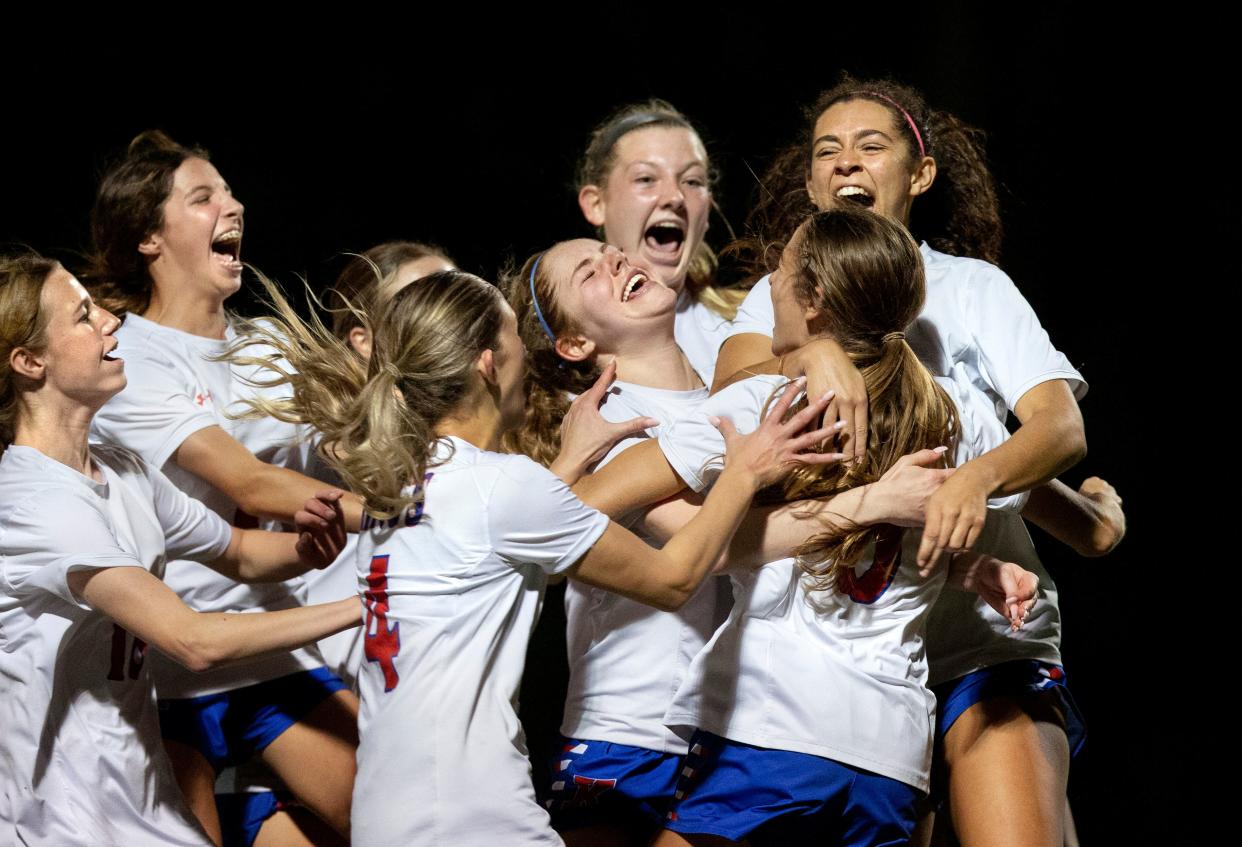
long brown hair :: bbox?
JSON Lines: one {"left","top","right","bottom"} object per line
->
{"left": 227, "top": 269, "right": 506, "bottom": 519}
{"left": 771, "top": 207, "right": 960, "bottom": 590}
{"left": 0, "top": 253, "right": 58, "bottom": 448}
{"left": 85, "top": 131, "right": 209, "bottom": 318}
{"left": 578, "top": 99, "right": 743, "bottom": 317}
{"left": 736, "top": 74, "right": 1002, "bottom": 283}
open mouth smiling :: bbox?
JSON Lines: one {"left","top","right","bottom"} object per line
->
{"left": 212, "top": 229, "right": 243, "bottom": 269}
{"left": 644, "top": 221, "right": 685, "bottom": 256}
{"left": 836, "top": 186, "right": 875, "bottom": 208}
{"left": 621, "top": 270, "right": 652, "bottom": 302}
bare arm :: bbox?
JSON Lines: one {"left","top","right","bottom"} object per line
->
{"left": 918, "top": 379, "right": 1087, "bottom": 566}
{"left": 714, "top": 335, "right": 869, "bottom": 463}
{"left": 944, "top": 551, "right": 1040, "bottom": 630}
{"left": 571, "top": 438, "right": 687, "bottom": 520}
{"left": 1022, "top": 476, "right": 1125, "bottom": 558}
{"left": 639, "top": 447, "right": 955, "bottom": 572}
{"left": 174, "top": 425, "right": 365, "bottom": 531}
{"left": 208, "top": 490, "right": 349, "bottom": 582}
{"left": 567, "top": 383, "right": 841, "bottom": 611}
{"left": 68, "top": 567, "right": 359, "bottom": 673}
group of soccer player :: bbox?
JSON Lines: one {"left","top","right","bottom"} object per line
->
{"left": 0, "top": 74, "right": 1125, "bottom": 847}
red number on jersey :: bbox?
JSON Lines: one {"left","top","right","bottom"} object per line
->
{"left": 107, "top": 623, "right": 148, "bottom": 681}
{"left": 364, "top": 554, "right": 401, "bottom": 692}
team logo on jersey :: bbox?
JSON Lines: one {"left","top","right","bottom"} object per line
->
{"left": 194, "top": 389, "right": 213, "bottom": 407}
{"left": 836, "top": 529, "right": 902, "bottom": 604}
{"left": 361, "top": 473, "right": 433, "bottom": 531}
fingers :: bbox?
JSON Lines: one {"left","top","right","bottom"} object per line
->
{"left": 708, "top": 415, "right": 738, "bottom": 443}
{"left": 766, "top": 376, "right": 807, "bottom": 424}
{"left": 582, "top": 359, "right": 618, "bottom": 400}
{"left": 851, "top": 397, "right": 868, "bottom": 466}
{"left": 897, "top": 446, "right": 950, "bottom": 469}
{"left": 612, "top": 415, "right": 660, "bottom": 441}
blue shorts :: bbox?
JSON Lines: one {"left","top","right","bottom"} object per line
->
{"left": 932, "top": 660, "right": 1086, "bottom": 756}
{"left": 159, "top": 667, "right": 347, "bottom": 773}
{"left": 216, "top": 791, "right": 284, "bottom": 847}
{"left": 665, "top": 730, "right": 921, "bottom": 846}
{"left": 544, "top": 737, "right": 682, "bottom": 830}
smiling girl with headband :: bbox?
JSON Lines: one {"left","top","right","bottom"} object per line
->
{"left": 714, "top": 75, "right": 1125, "bottom": 847}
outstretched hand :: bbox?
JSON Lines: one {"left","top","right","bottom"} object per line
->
{"left": 712, "top": 378, "right": 848, "bottom": 491}
{"left": 917, "top": 462, "right": 992, "bottom": 569}
{"left": 552, "top": 360, "right": 659, "bottom": 485}
{"left": 294, "top": 489, "right": 348, "bottom": 570}
{"left": 873, "top": 447, "right": 956, "bottom": 528}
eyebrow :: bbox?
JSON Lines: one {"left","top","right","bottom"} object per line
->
{"left": 571, "top": 243, "right": 609, "bottom": 279}
{"left": 812, "top": 128, "right": 896, "bottom": 146}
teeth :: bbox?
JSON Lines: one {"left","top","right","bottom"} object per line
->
{"left": 836, "top": 186, "right": 871, "bottom": 198}
{"left": 650, "top": 221, "right": 683, "bottom": 231}
{"left": 214, "top": 230, "right": 242, "bottom": 243}
{"left": 622, "top": 273, "right": 648, "bottom": 302}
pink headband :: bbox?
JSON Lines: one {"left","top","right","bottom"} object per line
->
{"left": 861, "top": 91, "right": 925, "bottom": 158}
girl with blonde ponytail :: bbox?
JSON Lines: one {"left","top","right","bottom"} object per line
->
{"left": 228, "top": 268, "right": 843, "bottom": 847}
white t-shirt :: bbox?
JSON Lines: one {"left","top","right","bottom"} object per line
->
{"left": 727, "top": 245, "right": 1086, "bottom": 683}
{"left": 674, "top": 291, "right": 732, "bottom": 390}
{"left": 657, "top": 375, "right": 1024, "bottom": 792}
{"left": 561, "top": 380, "right": 721, "bottom": 754}
{"left": 302, "top": 534, "right": 363, "bottom": 692}
{"left": 0, "top": 444, "right": 231, "bottom": 846}
{"left": 91, "top": 313, "right": 325, "bottom": 698}
{"left": 351, "top": 437, "right": 609, "bottom": 847}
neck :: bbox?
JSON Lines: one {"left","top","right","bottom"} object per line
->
{"left": 610, "top": 334, "right": 702, "bottom": 391}
{"left": 144, "top": 282, "right": 229, "bottom": 339}
{"left": 434, "top": 393, "right": 505, "bottom": 453}
{"left": 12, "top": 399, "right": 98, "bottom": 478}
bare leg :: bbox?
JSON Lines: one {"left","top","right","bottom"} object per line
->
{"left": 942, "top": 696, "right": 1069, "bottom": 847}
{"left": 253, "top": 807, "right": 348, "bottom": 847}
{"left": 259, "top": 689, "right": 360, "bottom": 838}
{"left": 164, "top": 739, "right": 223, "bottom": 846}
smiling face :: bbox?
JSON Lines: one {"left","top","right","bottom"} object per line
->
{"left": 806, "top": 98, "right": 934, "bottom": 225}
{"left": 541, "top": 238, "right": 677, "bottom": 361}
{"left": 36, "top": 267, "right": 126, "bottom": 408}
{"left": 139, "top": 156, "right": 245, "bottom": 303}
{"left": 579, "top": 126, "right": 710, "bottom": 296}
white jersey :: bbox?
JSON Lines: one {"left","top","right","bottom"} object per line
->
{"left": 657, "top": 375, "right": 1024, "bottom": 791}
{"left": 727, "top": 245, "right": 1086, "bottom": 683}
{"left": 351, "top": 437, "right": 609, "bottom": 847}
{"left": 562, "top": 380, "right": 720, "bottom": 754}
{"left": 91, "top": 313, "right": 325, "bottom": 698}
{"left": 0, "top": 444, "right": 231, "bottom": 846}
{"left": 302, "top": 534, "right": 364, "bottom": 691}
{"left": 674, "top": 290, "right": 732, "bottom": 389}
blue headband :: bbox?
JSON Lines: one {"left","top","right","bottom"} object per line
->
{"left": 528, "top": 252, "right": 557, "bottom": 343}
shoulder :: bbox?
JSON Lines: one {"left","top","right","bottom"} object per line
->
{"left": 923, "top": 245, "right": 1015, "bottom": 292}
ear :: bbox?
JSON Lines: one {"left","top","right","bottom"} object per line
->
{"left": 803, "top": 302, "right": 828, "bottom": 337}
{"left": 578, "top": 184, "right": 607, "bottom": 228}
{"left": 137, "top": 231, "right": 162, "bottom": 258}
{"left": 909, "top": 155, "right": 937, "bottom": 199}
{"left": 10, "top": 346, "right": 45, "bottom": 382}
{"left": 475, "top": 348, "right": 497, "bottom": 386}
{"left": 554, "top": 333, "right": 596, "bottom": 364}
{"left": 348, "top": 326, "right": 372, "bottom": 361}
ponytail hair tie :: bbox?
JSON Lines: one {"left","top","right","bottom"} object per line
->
{"left": 882, "top": 331, "right": 906, "bottom": 344}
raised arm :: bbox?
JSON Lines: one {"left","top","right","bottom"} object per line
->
{"left": 208, "top": 490, "right": 349, "bottom": 583}
{"left": 918, "top": 379, "right": 1087, "bottom": 566}
{"left": 567, "top": 383, "right": 841, "bottom": 610}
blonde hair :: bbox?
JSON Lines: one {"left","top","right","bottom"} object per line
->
{"left": 227, "top": 268, "right": 506, "bottom": 519}
{"left": 770, "top": 208, "right": 960, "bottom": 591}
{"left": 0, "top": 253, "right": 58, "bottom": 448}
{"left": 577, "top": 99, "right": 745, "bottom": 319}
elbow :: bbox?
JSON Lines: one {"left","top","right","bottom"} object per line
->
{"left": 652, "top": 582, "right": 695, "bottom": 613}
{"left": 169, "top": 634, "right": 227, "bottom": 673}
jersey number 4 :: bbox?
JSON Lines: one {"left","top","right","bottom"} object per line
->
{"left": 364, "top": 554, "right": 401, "bottom": 692}
{"left": 107, "top": 623, "right": 147, "bottom": 681}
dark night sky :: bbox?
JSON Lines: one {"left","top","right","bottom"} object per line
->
{"left": 2, "top": 8, "right": 1212, "bottom": 842}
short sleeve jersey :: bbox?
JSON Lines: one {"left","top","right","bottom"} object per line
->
{"left": 674, "top": 291, "right": 733, "bottom": 389}
{"left": 90, "top": 313, "right": 325, "bottom": 697}
{"left": 724, "top": 245, "right": 1085, "bottom": 682}
{"left": 350, "top": 437, "right": 608, "bottom": 847}
{"left": 0, "top": 444, "right": 230, "bottom": 846}
{"left": 657, "top": 375, "right": 1023, "bottom": 792}
{"left": 561, "top": 380, "right": 720, "bottom": 753}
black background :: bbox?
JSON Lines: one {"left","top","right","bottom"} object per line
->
{"left": 2, "top": 8, "right": 1208, "bottom": 843}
